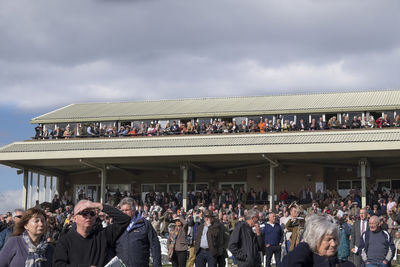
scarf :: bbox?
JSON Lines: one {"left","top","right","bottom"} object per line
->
{"left": 23, "top": 231, "right": 48, "bottom": 267}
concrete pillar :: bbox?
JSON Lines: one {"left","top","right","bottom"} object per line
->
{"left": 44, "top": 176, "right": 48, "bottom": 202}
{"left": 269, "top": 165, "right": 275, "bottom": 209}
{"left": 50, "top": 176, "right": 53, "bottom": 202}
{"left": 100, "top": 166, "right": 107, "bottom": 204}
{"left": 22, "top": 170, "right": 28, "bottom": 210}
{"left": 181, "top": 164, "right": 188, "bottom": 211}
{"left": 360, "top": 159, "right": 367, "bottom": 208}
{"left": 36, "top": 173, "right": 40, "bottom": 204}
{"left": 29, "top": 172, "right": 33, "bottom": 208}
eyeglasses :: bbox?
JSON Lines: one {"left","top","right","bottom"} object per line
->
{"left": 14, "top": 215, "right": 23, "bottom": 219}
{"left": 78, "top": 210, "right": 96, "bottom": 217}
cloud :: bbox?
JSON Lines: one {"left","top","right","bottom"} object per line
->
{"left": 0, "top": 190, "right": 22, "bottom": 214}
{"left": 0, "top": 0, "right": 399, "bottom": 112}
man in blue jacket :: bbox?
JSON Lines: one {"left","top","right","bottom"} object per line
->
{"left": 262, "top": 212, "right": 283, "bottom": 267}
{"left": 115, "top": 197, "right": 161, "bottom": 267}
{"left": 358, "top": 215, "right": 395, "bottom": 266}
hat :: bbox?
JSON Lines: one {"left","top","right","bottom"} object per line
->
{"left": 352, "top": 202, "right": 358, "bottom": 206}
{"left": 203, "top": 210, "right": 215, "bottom": 218}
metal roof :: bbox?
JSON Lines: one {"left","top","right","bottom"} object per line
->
{"left": 30, "top": 90, "right": 400, "bottom": 124}
{"left": 1, "top": 129, "right": 400, "bottom": 161}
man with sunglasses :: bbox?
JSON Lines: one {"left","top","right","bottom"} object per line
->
{"left": 0, "top": 209, "right": 24, "bottom": 251}
{"left": 53, "top": 200, "right": 131, "bottom": 267}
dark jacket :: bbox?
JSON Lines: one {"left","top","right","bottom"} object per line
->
{"left": 53, "top": 205, "right": 130, "bottom": 267}
{"left": 281, "top": 242, "right": 355, "bottom": 267}
{"left": 228, "top": 221, "right": 264, "bottom": 267}
{"left": 116, "top": 216, "right": 161, "bottom": 267}
{"left": 194, "top": 221, "right": 221, "bottom": 257}
{"left": 358, "top": 228, "right": 395, "bottom": 265}
{"left": 0, "top": 235, "right": 54, "bottom": 267}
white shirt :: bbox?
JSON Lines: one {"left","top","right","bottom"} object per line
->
{"left": 360, "top": 219, "right": 367, "bottom": 234}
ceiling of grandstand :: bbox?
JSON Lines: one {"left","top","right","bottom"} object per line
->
{"left": 30, "top": 90, "right": 400, "bottom": 123}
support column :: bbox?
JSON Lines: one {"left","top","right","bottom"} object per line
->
{"left": 360, "top": 159, "right": 367, "bottom": 208}
{"left": 29, "top": 172, "right": 33, "bottom": 208}
{"left": 269, "top": 165, "right": 275, "bottom": 209}
{"left": 36, "top": 173, "right": 40, "bottom": 205}
{"left": 44, "top": 176, "right": 48, "bottom": 202}
{"left": 50, "top": 177, "right": 53, "bottom": 201}
{"left": 181, "top": 164, "right": 188, "bottom": 211}
{"left": 100, "top": 166, "right": 107, "bottom": 204}
{"left": 22, "top": 169, "right": 28, "bottom": 210}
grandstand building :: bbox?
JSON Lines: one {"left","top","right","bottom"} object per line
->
{"left": 1, "top": 90, "right": 400, "bottom": 209}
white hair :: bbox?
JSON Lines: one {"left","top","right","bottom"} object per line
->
{"left": 302, "top": 214, "right": 339, "bottom": 253}
{"left": 245, "top": 209, "right": 259, "bottom": 220}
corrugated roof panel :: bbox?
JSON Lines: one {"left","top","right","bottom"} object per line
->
{"left": 30, "top": 90, "right": 400, "bottom": 123}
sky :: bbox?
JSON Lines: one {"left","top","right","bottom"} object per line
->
{"left": 0, "top": 0, "right": 399, "bottom": 212}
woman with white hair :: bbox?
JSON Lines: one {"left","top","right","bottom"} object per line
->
{"left": 281, "top": 214, "right": 355, "bottom": 266}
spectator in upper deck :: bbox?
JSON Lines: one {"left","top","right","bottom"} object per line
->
{"left": 170, "top": 121, "right": 180, "bottom": 134}
{"left": 393, "top": 115, "right": 400, "bottom": 127}
{"left": 309, "top": 118, "right": 317, "bottom": 131}
{"left": 258, "top": 119, "right": 267, "bottom": 133}
{"left": 43, "top": 128, "right": 50, "bottom": 139}
{"left": 52, "top": 127, "right": 64, "bottom": 139}
{"left": 275, "top": 119, "right": 282, "bottom": 132}
{"left": 138, "top": 122, "right": 147, "bottom": 136}
{"left": 282, "top": 120, "right": 290, "bottom": 132}
{"left": 193, "top": 122, "right": 200, "bottom": 134}
{"left": 341, "top": 115, "right": 351, "bottom": 129}
{"left": 62, "top": 125, "right": 73, "bottom": 139}
{"left": 298, "top": 118, "right": 308, "bottom": 131}
{"left": 200, "top": 122, "right": 207, "bottom": 134}
{"left": 86, "top": 124, "right": 96, "bottom": 136}
{"left": 351, "top": 116, "right": 361, "bottom": 129}
{"left": 34, "top": 125, "right": 43, "bottom": 139}
{"left": 230, "top": 121, "right": 238, "bottom": 133}
{"left": 147, "top": 123, "right": 156, "bottom": 136}
{"left": 267, "top": 120, "right": 274, "bottom": 132}
{"left": 328, "top": 116, "right": 340, "bottom": 129}
{"left": 238, "top": 120, "right": 248, "bottom": 133}
{"left": 318, "top": 117, "right": 326, "bottom": 130}
{"left": 206, "top": 123, "right": 213, "bottom": 134}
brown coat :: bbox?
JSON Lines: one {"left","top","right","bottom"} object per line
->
{"left": 194, "top": 221, "right": 222, "bottom": 257}
{"left": 167, "top": 217, "right": 188, "bottom": 252}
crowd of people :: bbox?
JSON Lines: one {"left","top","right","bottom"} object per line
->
{"left": 33, "top": 113, "right": 400, "bottom": 140}
{"left": 1, "top": 185, "right": 400, "bottom": 266}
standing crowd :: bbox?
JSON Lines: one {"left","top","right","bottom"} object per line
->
{"left": 1, "top": 186, "right": 400, "bottom": 267}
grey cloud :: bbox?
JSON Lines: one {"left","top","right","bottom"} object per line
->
{"left": 0, "top": 0, "right": 399, "bottom": 111}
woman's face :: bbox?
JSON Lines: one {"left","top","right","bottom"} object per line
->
{"left": 24, "top": 214, "right": 46, "bottom": 238}
{"left": 316, "top": 234, "right": 337, "bottom": 257}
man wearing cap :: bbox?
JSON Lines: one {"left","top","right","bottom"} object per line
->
{"left": 0, "top": 209, "right": 24, "bottom": 250}
{"left": 53, "top": 200, "right": 131, "bottom": 267}
{"left": 194, "top": 210, "right": 222, "bottom": 267}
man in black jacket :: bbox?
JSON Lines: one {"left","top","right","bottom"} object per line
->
{"left": 194, "top": 210, "right": 222, "bottom": 267}
{"left": 228, "top": 208, "right": 264, "bottom": 267}
{"left": 53, "top": 200, "right": 131, "bottom": 267}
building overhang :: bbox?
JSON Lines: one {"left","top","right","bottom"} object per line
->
{"left": 1, "top": 129, "right": 400, "bottom": 176}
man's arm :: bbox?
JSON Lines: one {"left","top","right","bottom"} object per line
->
{"left": 228, "top": 225, "right": 246, "bottom": 261}
{"left": 148, "top": 223, "right": 161, "bottom": 267}
{"left": 102, "top": 204, "right": 131, "bottom": 244}
{"left": 385, "top": 232, "right": 395, "bottom": 263}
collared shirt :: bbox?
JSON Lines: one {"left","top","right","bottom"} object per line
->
{"left": 200, "top": 224, "right": 209, "bottom": 249}
{"left": 360, "top": 219, "right": 367, "bottom": 235}
{"left": 267, "top": 222, "right": 275, "bottom": 227}
{"left": 126, "top": 212, "right": 142, "bottom": 232}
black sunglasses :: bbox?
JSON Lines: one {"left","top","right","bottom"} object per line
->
{"left": 14, "top": 215, "right": 23, "bottom": 219}
{"left": 78, "top": 210, "right": 96, "bottom": 217}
